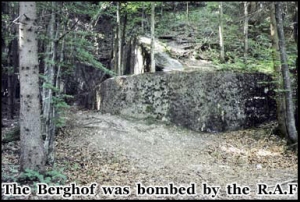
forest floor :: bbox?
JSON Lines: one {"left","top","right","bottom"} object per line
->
{"left": 1, "top": 107, "right": 298, "bottom": 200}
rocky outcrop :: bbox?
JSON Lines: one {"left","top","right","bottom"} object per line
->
{"left": 96, "top": 71, "right": 277, "bottom": 133}
{"left": 124, "top": 36, "right": 184, "bottom": 74}
{"left": 155, "top": 52, "right": 184, "bottom": 72}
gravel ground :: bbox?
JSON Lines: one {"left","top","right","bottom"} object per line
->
{"left": 1, "top": 108, "right": 297, "bottom": 200}
{"left": 60, "top": 109, "right": 298, "bottom": 200}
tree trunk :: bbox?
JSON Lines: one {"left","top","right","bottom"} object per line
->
{"left": 112, "top": 30, "right": 118, "bottom": 74}
{"left": 244, "top": 1, "right": 249, "bottom": 65}
{"left": 250, "top": 2, "right": 257, "bottom": 14}
{"left": 186, "top": 2, "right": 189, "bottom": 22}
{"left": 56, "top": 16, "right": 66, "bottom": 95}
{"left": 12, "top": 38, "right": 19, "bottom": 118}
{"left": 117, "top": 2, "right": 122, "bottom": 75}
{"left": 19, "top": 2, "right": 45, "bottom": 172}
{"left": 141, "top": 3, "right": 145, "bottom": 34}
{"left": 42, "top": 1, "right": 57, "bottom": 165}
{"left": 294, "top": 6, "right": 298, "bottom": 132}
{"left": 275, "top": 2, "right": 298, "bottom": 143}
{"left": 173, "top": 2, "right": 177, "bottom": 15}
{"left": 150, "top": 2, "right": 156, "bottom": 73}
{"left": 7, "top": 73, "right": 13, "bottom": 119}
{"left": 121, "top": 12, "right": 127, "bottom": 75}
{"left": 269, "top": 2, "right": 287, "bottom": 137}
{"left": 249, "top": 2, "right": 264, "bottom": 26}
{"left": 6, "top": 39, "right": 18, "bottom": 120}
{"left": 218, "top": 2, "right": 225, "bottom": 63}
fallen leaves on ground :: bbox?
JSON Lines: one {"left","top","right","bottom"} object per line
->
{"left": 1, "top": 108, "right": 298, "bottom": 200}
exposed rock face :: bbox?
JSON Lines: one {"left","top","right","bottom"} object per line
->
{"left": 155, "top": 52, "right": 184, "bottom": 71}
{"left": 96, "top": 71, "right": 276, "bottom": 133}
{"left": 124, "top": 36, "right": 184, "bottom": 74}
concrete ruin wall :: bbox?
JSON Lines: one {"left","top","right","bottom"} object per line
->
{"left": 96, "top": 71, "right": 277, "bottom": 133}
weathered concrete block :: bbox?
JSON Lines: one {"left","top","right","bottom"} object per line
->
{"left": 96, "top": 71, "right": 276, "bottom": 133}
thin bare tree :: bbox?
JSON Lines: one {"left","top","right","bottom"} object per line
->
{"left": 275, "top": 2, "right": 298, "bottom": 143}
{"left": 150, "top": 2, "right": 156, "bottom": 73}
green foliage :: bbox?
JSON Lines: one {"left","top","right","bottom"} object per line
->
{"left": 40, "top": 73, "right": 73, "bottom": 127}
{"left": 75, "top": 47, "right": 116, "bottom": 76}
{"left": 146, "top": 105, "right": 153, "bottom": 113}
{"left": 206, "top": 2, "right": 219, "bottom": 12}
{"left": 36, "top": 1, "right": 115, "bottom": 79}
{"left": 2, "top": 127, "right": 20, "bottom": 143}
{"left": 52, "top": 95, "right": 72, "bottom": 127}
{"left": 65, "top": 2, "right": 99, "bottom": 17}
{"left": 1, "top": 66, "right": 15, "bottom": 74}
{"left": 72, "top": 163, "right": 80, "bottom": 171}
{"left": 126, "top": 2, "right": 143, "bottom": 13}
{"left": 44, "top": 169, "right": 67, "bottom": 185}
{"left": 1, "top": 11, "right": 18, "bottom": 46}
{"left": 251, "top": 60, "right": 275, "bottom": 74}
{"left": 18, "top": 169, "right": 45, "bottom": 183}
{"left": 18, "top": 168, "right": 67, "bottom": 188}
{"left": 42, "top": 83, "right": 60, "bottom": 93}
{"left": 2, "top": 165, "right": 19, "bottom": 182}
{"left": 178, "top": 2, "right": 299, "bottom": 74}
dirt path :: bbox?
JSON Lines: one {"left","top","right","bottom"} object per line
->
{"left": 55, "top": 108, "right": 297, "bottom": 199}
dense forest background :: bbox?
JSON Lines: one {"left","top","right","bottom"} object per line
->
{"left": 1, "top": 2, "right": 298, "bottom": 199}
{"left": 2, "top": 2, "right": 298, "bottom": 110}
